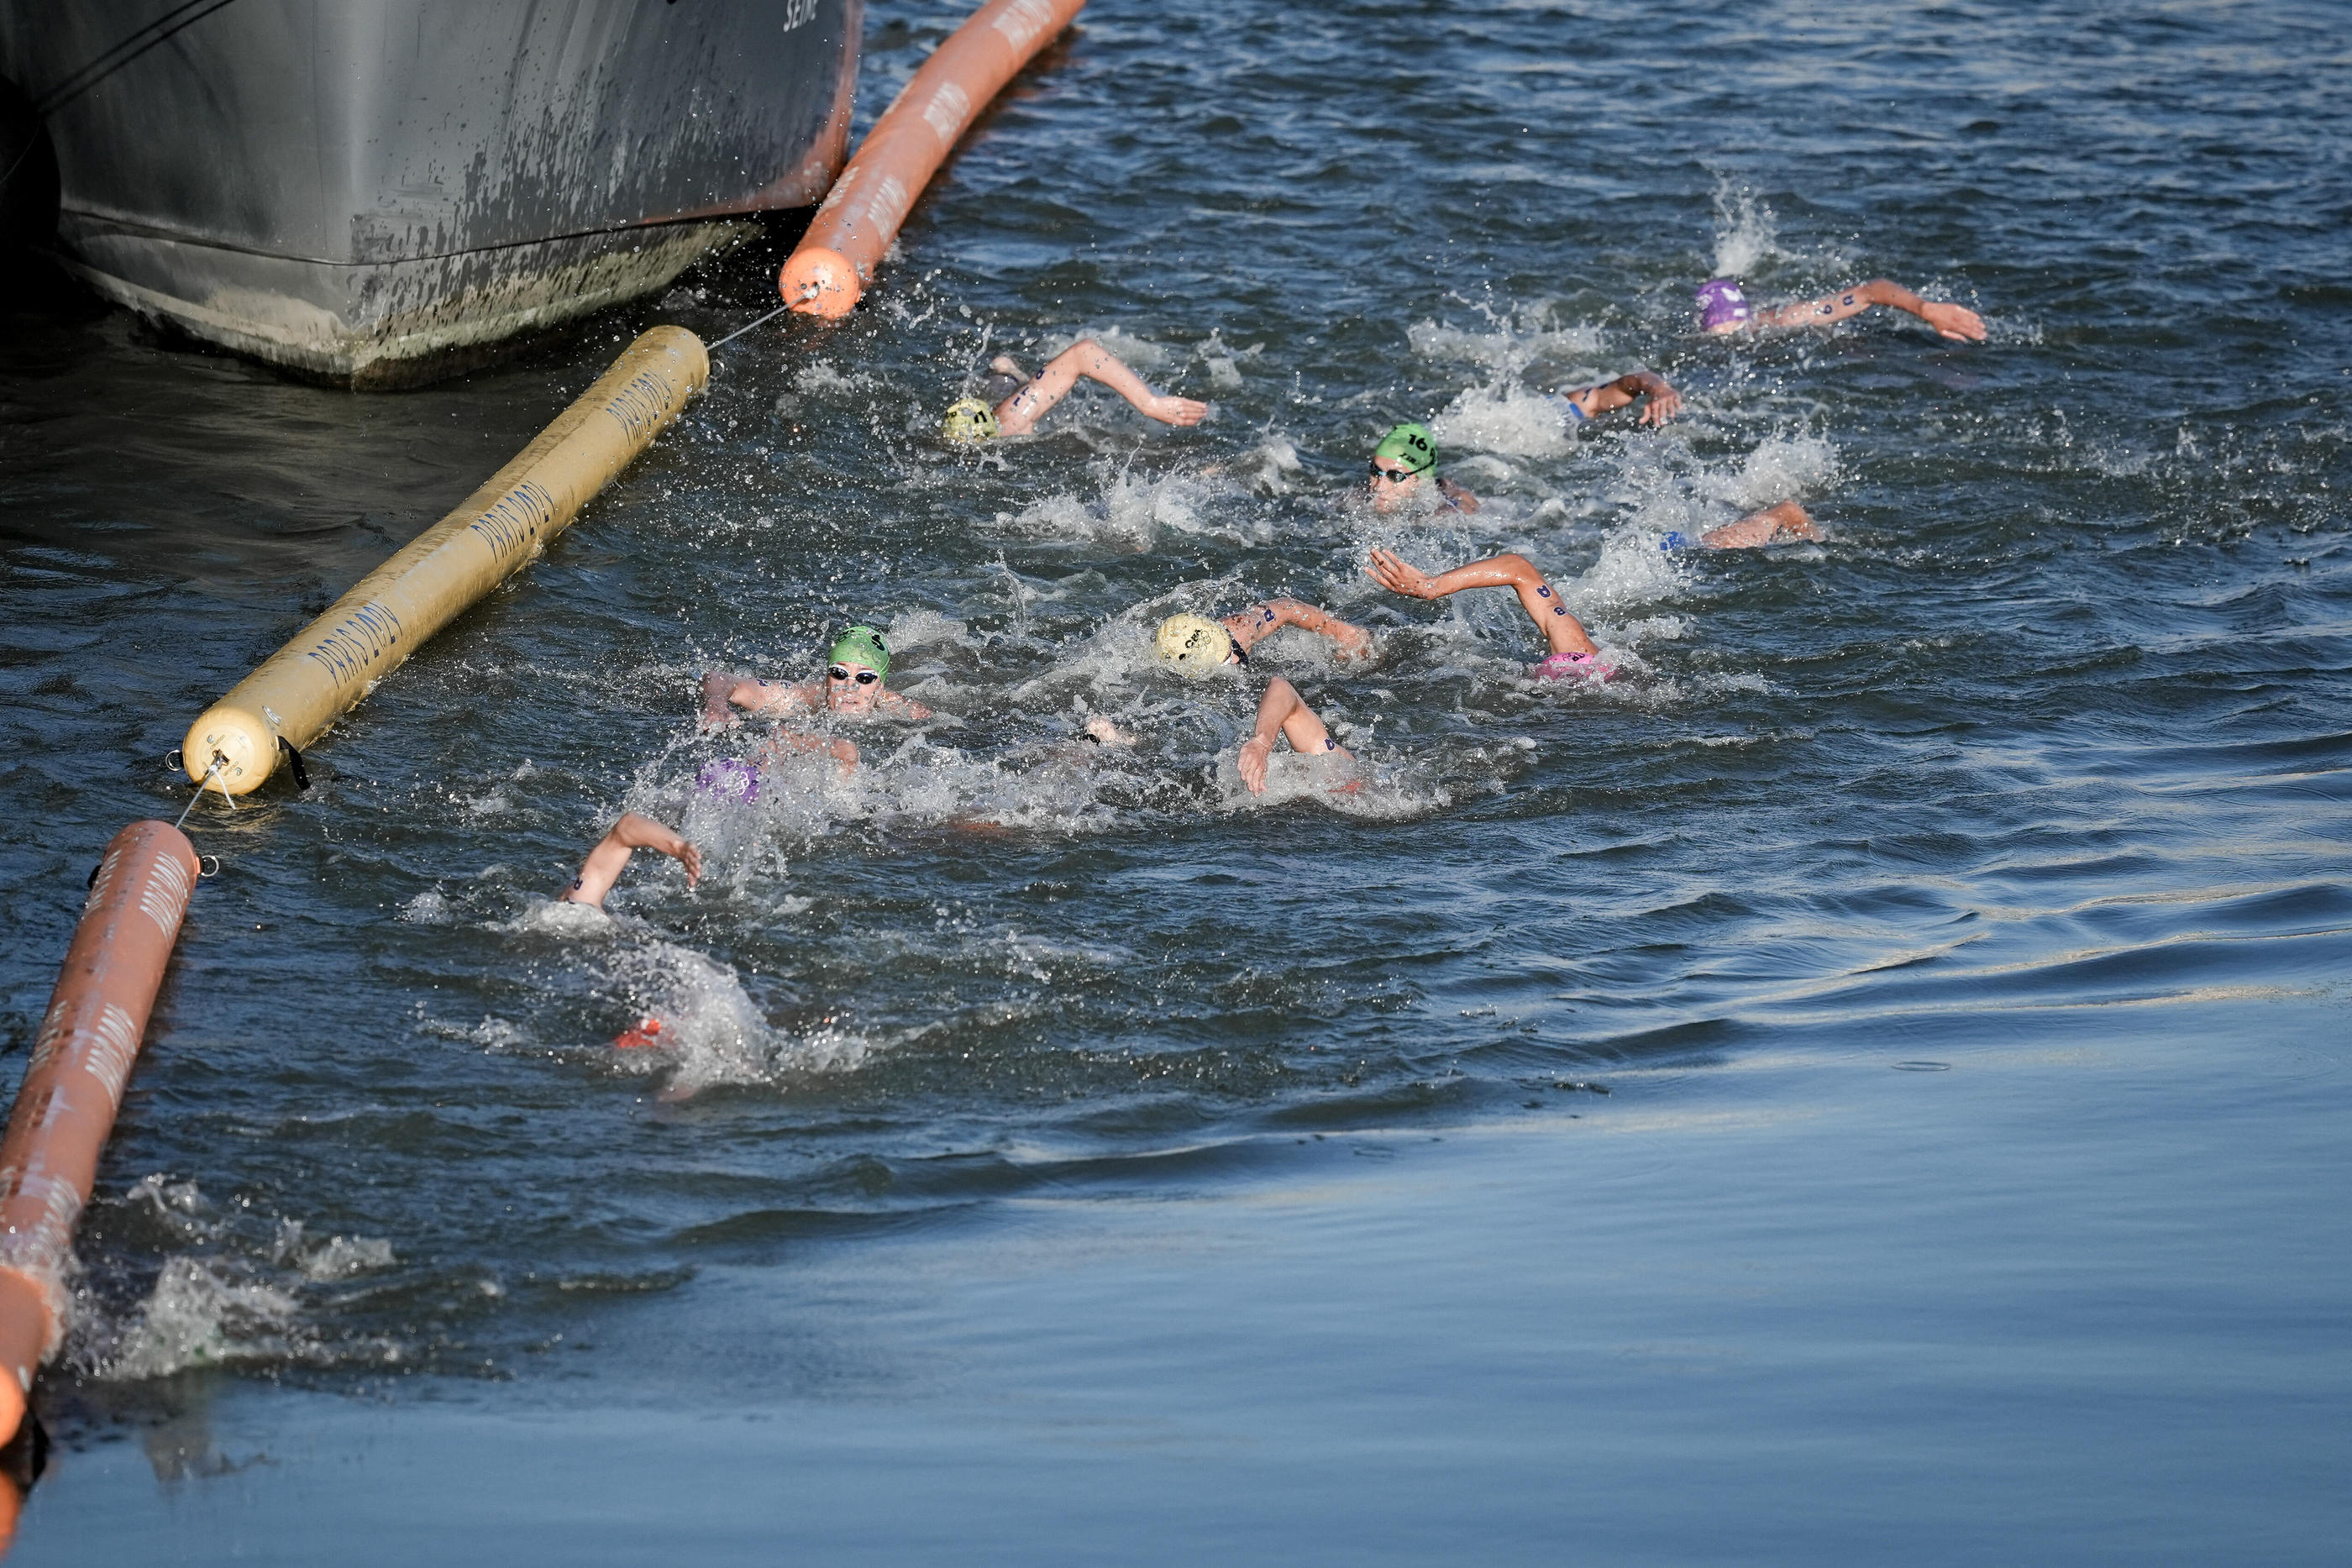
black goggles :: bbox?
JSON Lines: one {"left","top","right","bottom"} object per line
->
{"left": 1368, "top": 461, "right": 1427, "bottom": 484}
{"left": 827, "top": 665, "right": 880, "bottom": 684}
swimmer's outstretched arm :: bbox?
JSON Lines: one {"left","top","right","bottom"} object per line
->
{"left": 1368, "top": 548, "right": 1599, "bottom": 657}
{"left": 1563, "top": 370, "right": 1683, "bottom": 426}
{"left": 994, "top": 338, "right": 1209, "bottom": 435}
{"left": 1223, "top": 598, "right": 1375, "bottom": 662}
{"left": 1698, "top": 501, "right": 1821, "bottom": 550}
{"left": 700, "top": 671, "right": 817, "bottom": 730}
{"left": 560, "top": 813, "right": 701, "bottom": 909}
{"left": 877, "top": 689, "right": 934, "bottom": 721}
{"left": 1236, "top": 677, "right": 1348, "bottom": 795}
{"left": 1756, "top": 279, "right": 1986, "bottom": 342}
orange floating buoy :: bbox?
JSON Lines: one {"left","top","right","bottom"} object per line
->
{"left": 0, "top": 821, "right": 200, "bottom": 1446}
{"left": 780, "top": 0, "right": 1087, "bottom": 318}
{"left": 615, "top": 1017, "right": 665, "bottom": 1051}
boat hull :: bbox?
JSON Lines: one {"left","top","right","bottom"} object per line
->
{"left": 0, "top": 0, "right": 861, "bottom": 386}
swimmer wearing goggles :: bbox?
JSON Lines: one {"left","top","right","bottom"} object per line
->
{"left": 1153, "top": 608, "right": 1366, "bottom": 794}
{"left": 698, "top": 626, "right": 933, "bottom": 770}
{"left": 940, "top": 339, "right": 1209, "bottom": 444}
{"left": 1365, "top": 422, "right": 1483, "bottom": 514}
{"left": 1697, "top": 275, "right": 1986, "bottom": 342}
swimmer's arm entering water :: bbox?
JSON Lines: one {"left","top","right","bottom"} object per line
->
{"left": 1367, "top": 548, "right": 1599, "bottom": 657}
{"left": 877, "top": 689, "right": 933, "bottom": 720}
{"left": 560, "top": 813, "right": 701, "bottom": 909}
{"left": 1236, "top": 677, "right": 1349, "bottom": 795}
{"left": 1756, "top": 279, "right": 1986, "bottom": 342}
{"left": 1223, "top": 598, "right": 1376, "bottom": 663}
{"left": 993, "top": 339, "right": 1210, "bottom": 435}
{"left": 700, "top": 671, "right": 817, "bottom": 730}
{"left": 1562, "top": 370, "right": 1683, "bottom": 426}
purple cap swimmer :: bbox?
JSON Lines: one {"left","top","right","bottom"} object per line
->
{"left": 1696, "top": 278, "right": 1751, "bottom": 333}
{"left": 696, "top": 758, "right": 760, "bottom": 804}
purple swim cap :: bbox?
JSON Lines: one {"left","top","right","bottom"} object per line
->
{"left": 1696, "top": 277, "right": 1751, "bottom": 333}
{"left": 696, "top": 758, "right": 760, "bottom": 803}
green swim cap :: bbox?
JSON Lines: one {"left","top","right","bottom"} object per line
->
{"left": 1373, "top": 422, "right": 1437, "bottom": 475}
{"left": 940, "top": 396, "right": 1000, "bottom": 444}
{"left": 828, "top": 625, "right": 890, "bottom": 681}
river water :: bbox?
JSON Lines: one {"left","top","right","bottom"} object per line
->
{"left": 3, "top": 0, "right": 2348, "bottom": 1561}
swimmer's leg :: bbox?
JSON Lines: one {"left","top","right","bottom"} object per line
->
{"left": 561, "top": 813, "right": 701, "bottom": 909}
{"left": 1237, "top": 677, "right": 1350, "bottom": 795}
{"left": 1699, "top": 501, "right": 1819, "bottom": 550}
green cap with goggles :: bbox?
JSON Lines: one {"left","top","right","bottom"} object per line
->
{"left": 1373, "top": 422, "right": 1437, "bottom": 475}
{"left": 828, "top": 626, "right": 890, "bottom": 681}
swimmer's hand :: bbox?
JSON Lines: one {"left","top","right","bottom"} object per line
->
{"left": 1237, "top": 733, "right": 1274, "bottom": 794}
{"left": 1368, "top": 547, "right": 1440, "bottom": 600}
{"left": 1084, "top": 716, "right": 1137, "bottom": 747}
{"left": 1142, "top": 394, "right": 1209, "bottom": 427}
{"left": 1919, "top": 300, "right": 1987, "bottom": 343}
{"left": 1637, "top": 375, "right": 1683, "bottom": 426}
{"left": 698, "top": 670, "right": 742, "bottom": 732}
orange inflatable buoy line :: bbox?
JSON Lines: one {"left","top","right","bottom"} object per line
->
{"left": 780, "top": 0, "right": 1087, "bottom": 318}
{"left": 0, "top": 821, "right": 200, "bottom": 1447}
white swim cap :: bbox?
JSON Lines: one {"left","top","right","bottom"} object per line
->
{"left": 1154, "top": 613, "right": 1234, "bottom": 678}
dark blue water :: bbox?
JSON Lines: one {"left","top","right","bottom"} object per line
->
{"left": 2, "top": 0, "right": 2348, "bottom": 1560}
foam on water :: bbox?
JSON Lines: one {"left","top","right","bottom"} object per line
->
{"left": 66, "top": 1179, "right": 403, "bottom": 1382}
{"left": 606, "top": 938, "right": 870, "bottom": 1093}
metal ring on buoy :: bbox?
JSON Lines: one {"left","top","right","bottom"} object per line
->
{"left": 197, "top": 856, "right": 221, "bottom": 878}
{"left": 165, "top": 749, "right": 182, "bottom": 771}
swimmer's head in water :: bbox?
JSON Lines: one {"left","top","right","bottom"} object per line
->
{"left": 1696, "top": 278, "right": 1752, "bottom": 333}
{"left": 1155, "top": 612, "right": 1236, "bottom": 678}
{"left": 940, "top": 397, "right": 1000, "bottom": 444}
{"left": 1372, "top": 422, "right": 1437, "bottom": 478}
{"left": 828, "top": 626, "right": 890, "bottom": 682}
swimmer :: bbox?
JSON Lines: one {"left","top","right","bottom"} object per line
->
{"left": 698, "top": 624, "right": 932, "bottom": 771}
{"left": 1696, "top": 276, "right": 1986, "bottom": 342}
{"left": 1157, "top": 592, "right": 1378, "bottom": 669}
{"left": 1659, "top": 500, "right": 1822, "bottom": 552}
{"left": 1366, "top": 422, "right": 1482, "bottom": 514}
{"left": 559, "top": 813, "right": 701, "bottom": 910}
{"left": 941, "top": 340, "right": 1208, "bottom": 443}
{"left": 1366, "top": 548, "right": 1616, "bottom": 680}
{"left": 1155, "top": 613, "right": 1354, "bottom": 794}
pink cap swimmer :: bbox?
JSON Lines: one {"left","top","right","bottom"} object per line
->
{"left": 1534, "top": 649, "right": 1618, "bottom": 683}
{"left": 1696, "top": 278, "right": 1752, "bottom": 333}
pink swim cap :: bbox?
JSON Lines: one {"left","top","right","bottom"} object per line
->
{"left": 1534, "top": 649, "right": 1618, "bottom": 683}
{"left": 1696, "top": 278, "right": 1751, "bottom": 333}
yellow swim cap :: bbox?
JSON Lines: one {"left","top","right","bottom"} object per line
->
{"left": 1155, "top": 613, "right": 1234, "bottom": 678}
{"left": 940, "top": 396, "right": 1000, "bottom": 443}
